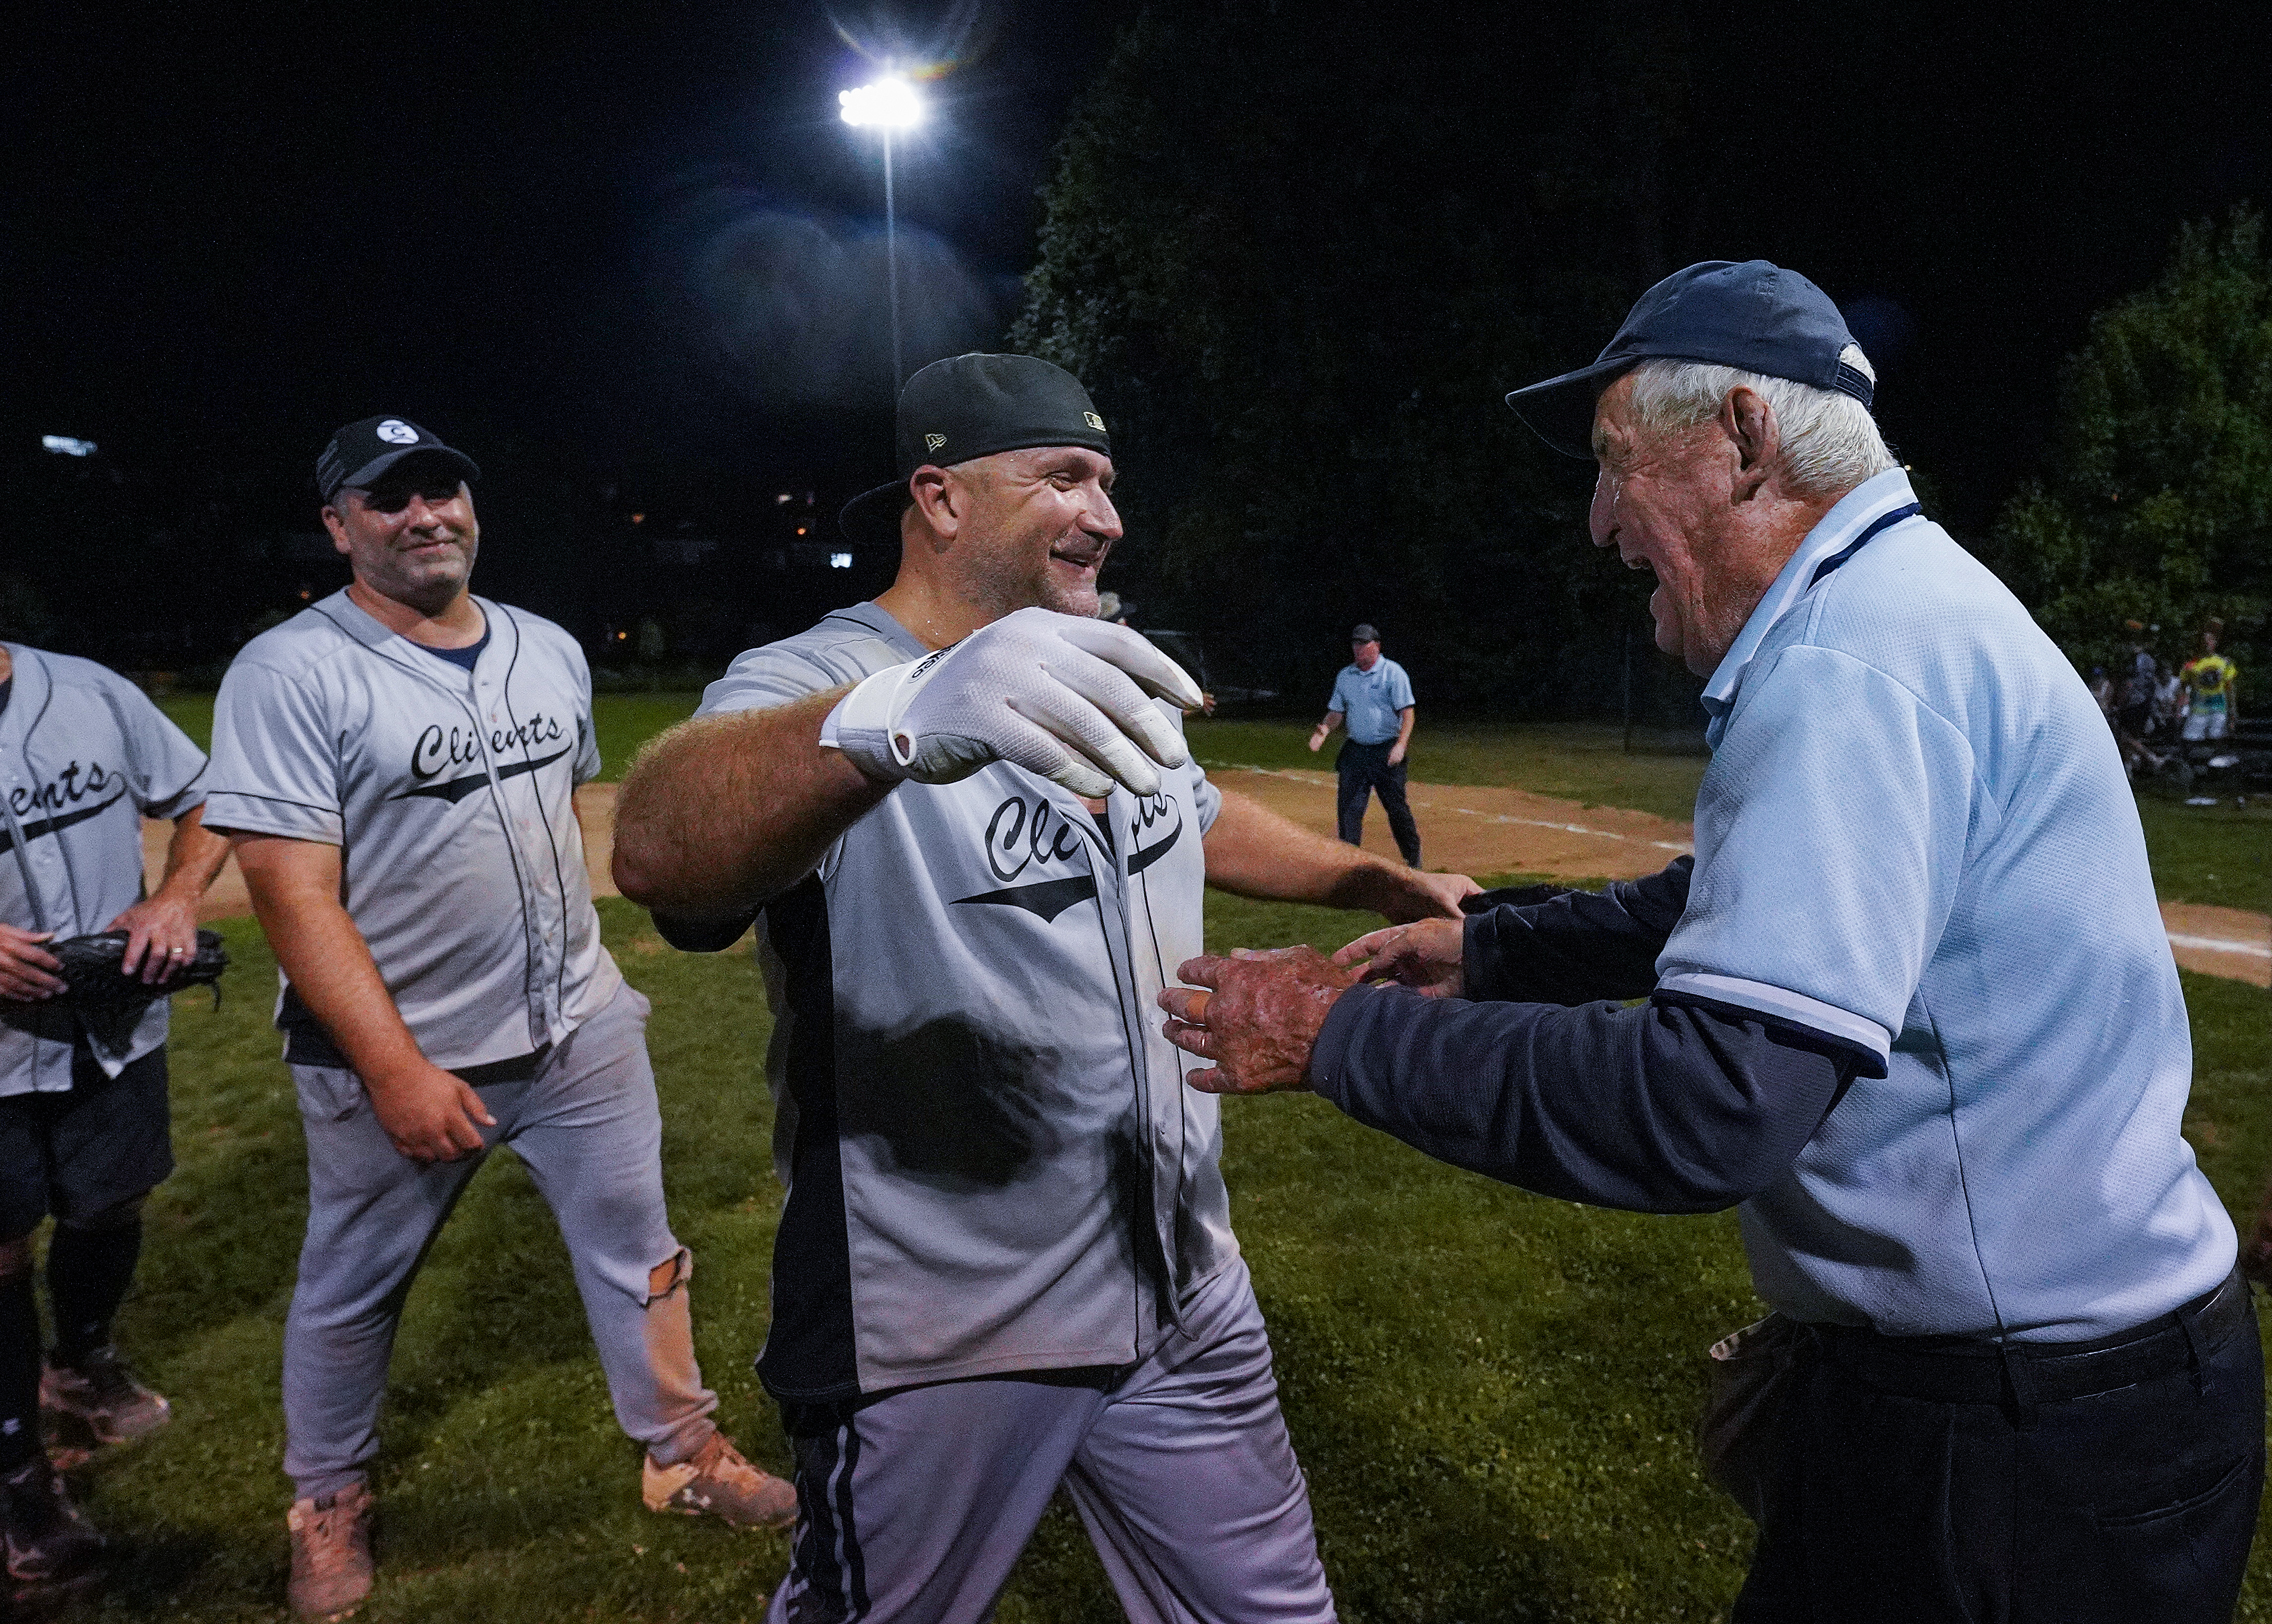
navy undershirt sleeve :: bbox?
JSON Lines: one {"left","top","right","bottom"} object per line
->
{"left": 1461, "top": 855, "right": 1692, "bottom": 1004}
{"left": 1308, "top": 979, "right": 1859, "bottom": 1214}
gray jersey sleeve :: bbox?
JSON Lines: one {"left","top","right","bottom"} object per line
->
{"left": 95, "top": 669, "right": 209, "bottom": 818}
{"left": 698, "top": 620, "right": 905, "bottom": 718}
{"left": 205, "top": 658, "right": 345, "bottom": 843}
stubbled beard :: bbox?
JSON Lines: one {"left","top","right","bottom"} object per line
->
{"left": 961, "top": 538, "right": 1099, "bottom": 621}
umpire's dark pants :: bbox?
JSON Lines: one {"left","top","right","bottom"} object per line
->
{"left": 1734, "top": 1269, "right": 2263, "bottom": 1623}
{"left": 1334, "top": 739, "right": 1420, "bottom": 866}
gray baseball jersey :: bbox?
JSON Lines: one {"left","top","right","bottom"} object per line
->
{"left": 203, "top": 591, "right": 621, "bottom": 1072}
{"left": 698, "top": 602, "right": 1237, "bottom": 1402}
{"left": 0, "top": 645, "right": 209, "bottom": 1094}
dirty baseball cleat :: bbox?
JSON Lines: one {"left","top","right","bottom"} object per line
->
{"left": 41, "top": 1347, "right": 172, "bottom": 1445}
{"left": 2, "top": 1457, "right": 103, "bottom": 1584}
{"left": 642, "top": 1432, "right": 798, "bottom": 1528}
{"left": 286, "top": 1481, "right": 374, "bottom": 1621}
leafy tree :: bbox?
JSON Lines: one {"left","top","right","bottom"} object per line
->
{"left": 1012, "top": 0, "right": 1700, "bottom": 715}
{"left": 1991, "top": 210, "right": 2272, "bottom": 675}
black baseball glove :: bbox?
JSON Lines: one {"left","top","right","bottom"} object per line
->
{"left": 46, "top": 927, "right": 229, "bottom": 1051}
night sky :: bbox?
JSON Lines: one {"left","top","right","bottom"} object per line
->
{"left": 14, "top": 0, "right": 2272, "bottom": 540}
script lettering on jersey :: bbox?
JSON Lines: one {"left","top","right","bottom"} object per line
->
{"left": 409, "top": 711, "right": 569, "bottom": 782}
{"left": 395, "top": 711, "right": 575, "bottom": 804}
{"left": 10, "top": 759, "right": 117, "bottom": 817}
{"left": 0, "top": 760, "right": 129, "bottom": 855}
{"left": 1127, "top": 789, "right": 1185, "bottom": 875}
{"left": 984, "top": 794, "right": 1087, "bottom": 883}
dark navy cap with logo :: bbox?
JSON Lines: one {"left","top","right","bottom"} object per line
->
{"left": 316, "top": 416, "right": 482, "bottom": 504}
{"left": 840, "top": 354, "right": 1111, "bottom": 544}
{"left": 1505, "top": 260, "right": 1873, "bottom": 458}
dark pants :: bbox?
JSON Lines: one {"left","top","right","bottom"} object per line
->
{"left": 1734, "top": 1273, "right": 2264, "bottom": 1623}
{"left": 1334, "top": 740, "right": 1420, "bottom": 866}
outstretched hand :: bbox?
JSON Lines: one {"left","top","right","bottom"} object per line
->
{"left": 1334, "top": 918, "right": 1465, "bottom": 997}
{"left": 1158, "top": 946, "right": 1357, "bottom": 1095}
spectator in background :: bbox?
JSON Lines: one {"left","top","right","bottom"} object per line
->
{"left": 2153, "top": 662, "right": 2187, "bottom": 746}
{"left": 2114, "top": 622, "right": 2163, "bottom": 779}
{"left": 2180, "top": 624, "right": 2240, "bottom": 760}
{"left": 1309, "top": 624, "right": 1422, "bottom": 867}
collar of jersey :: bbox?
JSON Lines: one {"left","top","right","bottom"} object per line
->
{"left": 826, "top": 600, "right": 930, "bottom": 662}
{"left": 321, "top": 586, "right": 504, "bottom": 661}
{"left": 1699, "top": 467, "right": 1921, "bottom": 744}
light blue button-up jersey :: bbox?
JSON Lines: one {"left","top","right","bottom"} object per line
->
{"left": 1658, "top": 469, "right": 2233, "bottom": 1342}
{"left": 1328, "top": 658, "right": 1415, "bottom": 746}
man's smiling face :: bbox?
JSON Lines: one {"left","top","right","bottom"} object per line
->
{"left": 323, "top": 453, "right": 480, "bottom": 616}
{"left": 1587, "top": 373, "right": 1732, "bottom": 675}
{"left": 949, "top": 444, "right": 1122, "bottom": 618}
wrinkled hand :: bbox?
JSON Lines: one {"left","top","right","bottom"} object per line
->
{"left": 1335, "top": 918, "right": 1465, "bottom": 997}
{"left": 826, "top": 607, "right": 1205, "bottom": 799}
{"left": 366, "top": 1060, "right": 498, "bottom": 1165}
{"left": 1158, "top": 946, "right": 1357, "bottom": 1094}
{"left": 1382, "top": 868, "right": 1481, "bottom": 923}
{"left": 108, "top": 893, "right": 202, "bottom": 984}
{"left": 0, "top": 923, "right": 63, "bottom": 1001}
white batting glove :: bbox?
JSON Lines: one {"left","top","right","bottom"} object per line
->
{"left": 822, "top": 607, "right": 1206, "bottom": 798}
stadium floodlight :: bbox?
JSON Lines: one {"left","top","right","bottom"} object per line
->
{"left": 839, "top": 75, "right": 926, "bottom": 393}
{"left": 42, "top": 434, "right": 96, "bottom": 457}
{"left": 838, "top": 77, "right": 923, "bottom": 129}
{"left": 829, "top": 552, "right": 854, "bottom": 569}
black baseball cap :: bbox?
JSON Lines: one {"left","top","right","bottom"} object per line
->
{"left": 317, "top": 416, "right": 482, "bottom": 503}
{"left": 1351, "top": 623, "right": 1380, "bottom": 643}
{"left": 840, "top": 354, "right": 1111, "bottom": 544}
{"left": 1505, "top": 261, "right": 1872, "bottom": 458}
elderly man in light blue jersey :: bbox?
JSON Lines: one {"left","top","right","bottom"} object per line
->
{"left": 1160, "top": 262, "right": 2257, "bottom": 1623}
{"left": 1308, "top": 624, "right": 1422, "bottom": 866}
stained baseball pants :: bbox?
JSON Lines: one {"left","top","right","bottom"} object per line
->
{"left": 764, "top": 1257, "right": 1335, "bottom": 1624}
{"left": 280, "top": 981, "right": 717, "bottom": 1500}
{"left": 1334, "top": 740, "right": 1419, "bottom": 867}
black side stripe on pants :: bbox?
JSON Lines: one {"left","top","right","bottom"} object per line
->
{"left": 791, "top": 1417, "right": 869, "bottom": 1622}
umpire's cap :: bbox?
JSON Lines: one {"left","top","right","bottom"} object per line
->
{"left": 1505, "top": 261, "right": 1873, "bottom": 459}
{"left": 840, "top": 354, "right": 1110, "bottom": 545}
{"left": 318, "top": 416, "right": 481, "bottom": 504}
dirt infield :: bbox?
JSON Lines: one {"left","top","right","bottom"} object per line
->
{"left": 153, "top": 774, "right": 2271, "bottom": 988}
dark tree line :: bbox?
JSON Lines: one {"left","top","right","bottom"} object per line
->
{"left": 1011, "top": 0, "right": 2271, "bottom": 713}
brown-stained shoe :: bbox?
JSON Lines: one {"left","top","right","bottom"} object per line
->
{"left": 642, "top": 1432, "right": 798, "bottom": 1529}
{"left": 286, "top": 1481, "right": 374, "bottom": 1621}
{"left": 1, "top": 1458, "right": 103, "bottom": 1583}
{"left": 41, "top": 1348, "right": 172, "bottom": 1445}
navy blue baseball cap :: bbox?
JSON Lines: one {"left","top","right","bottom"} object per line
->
{"left": 1505, "top": 260, "right": 1872, "bottom": 458}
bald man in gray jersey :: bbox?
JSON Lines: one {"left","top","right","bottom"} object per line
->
{"left": 206, "top": 418, "right": 793, "bottom": 1621}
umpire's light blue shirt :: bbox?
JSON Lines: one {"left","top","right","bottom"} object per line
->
{"left": 1328, "top": 657, "right": 1415, "bottom": 746}
{"left": 1660, "top": 468, "right": 2233, "bottom": 1341}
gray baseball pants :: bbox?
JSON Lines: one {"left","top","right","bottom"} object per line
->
{"left": 281, "top": 981, "right": 718, "bottom": 1500}
{"left": 764, "top": 1256, "right": 1335, "bottom": 1624}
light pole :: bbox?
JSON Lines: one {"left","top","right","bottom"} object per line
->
{"left": 839, "top": 75, "right": 925, "bottom": 392}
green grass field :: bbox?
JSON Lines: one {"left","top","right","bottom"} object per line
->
{"left": 77, "top": 699, "right": 2270, "bottom": 1622}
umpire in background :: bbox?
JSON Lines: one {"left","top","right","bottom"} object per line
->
{"left": 1308, "top": 624, "right": 1423, "bottom": 866}
{"left": 1159, "top": 261, "right": 2258, "bottom": 1621}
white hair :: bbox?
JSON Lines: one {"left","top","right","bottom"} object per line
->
{"left": 1623, "top": 346, "right": 1894, "bottom": 498}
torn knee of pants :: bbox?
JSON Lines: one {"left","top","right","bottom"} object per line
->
{"left": 644, "top": 1247, "right": 692, "bottom": 1306}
